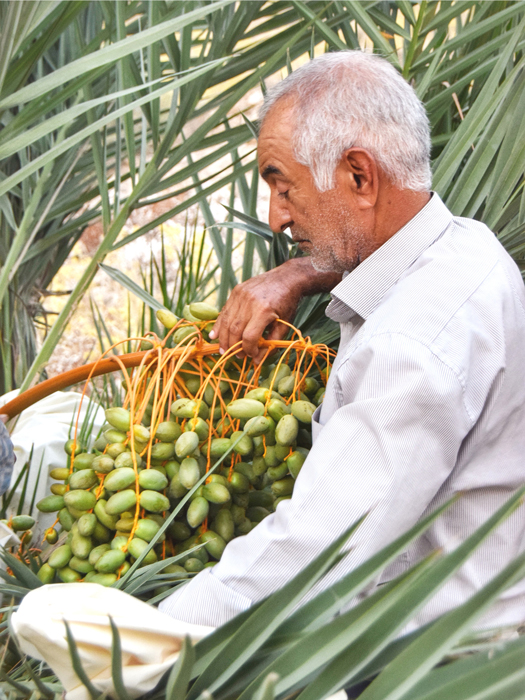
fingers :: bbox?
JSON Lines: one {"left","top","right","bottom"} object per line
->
{"left": 218, "top": 297, "right": 243, "bottom": 356}
{"left": 211, "top": 289, "right": 243, "bottom": 355}
{"left": 249, "top": 321, "right": 290, "bottom": 363}
{"left": 207, "top": 263, "right": 306, "bottom": 358}
{"left": 210, "top": 283, "right": 281, "bottom": 359}
{"left": 208, "top": 294, "right": 231, "bottom": 349}
{"left": 208, "top": 316, "right": 220, "bottom": 341}
{"left": 242, "top": 310, "right": 279, "bottom": 361}
{"left": 266, "top": 319, "right": 290, "bottom": 343}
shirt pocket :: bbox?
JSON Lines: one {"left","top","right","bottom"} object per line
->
{"left": 311, "top": 405, "right": 323, "bottom": 443}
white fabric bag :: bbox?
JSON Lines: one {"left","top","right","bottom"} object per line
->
{"left": 10, "top": 583, "right": 214, "bottom": 700}
{"left": 0, "top": 391, "right": 105, "bottom": 535}
{"left": 0, "top": 521, "right": 20, "bottom": 605}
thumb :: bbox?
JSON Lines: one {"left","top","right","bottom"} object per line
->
{"left": 208, "top": 316, "right": 220, "bottom": 340}
{"left": 253, "top": 322, "right": 287, "bottom": 364}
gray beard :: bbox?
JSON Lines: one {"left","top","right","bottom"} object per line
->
{"left": 309, "top": 243, "right": 361, "bottom": 275}
{"left": 293, "top": 215, "right": 370, "bottom": 275}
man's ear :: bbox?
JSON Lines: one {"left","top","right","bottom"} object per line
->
{"left": 340, "top": 147, "right": 379, "bottom": 207}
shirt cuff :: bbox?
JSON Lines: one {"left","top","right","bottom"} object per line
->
{"left": 159, "top": 568, "right": 252, "bottom": 626}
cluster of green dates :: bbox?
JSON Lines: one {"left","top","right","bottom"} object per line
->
{"left": 34, "top": 343, "right": 324, "bottom": 589}
{"left": 0, "top": 515, "right": 36, "bottom": 544}
{"left": 154, "top": 301, "right": 219, "bottom": 345}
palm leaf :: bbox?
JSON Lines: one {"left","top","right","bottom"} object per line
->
{"left": 109, "top": 617, "right": 132, "bottom": 700}
{"left": 355, "top": 553, "right": 525, "bottom": 700}
{"left": 0, "top": 1, "right": 234, "bottom": 109}
{"left": 402, "top": 635, "right": 525, "bottom": 700}
{"left": 187, "top": 523, "right": 360, "bottom": 700}
{"left": 63, "top": 620, "right": 102, "bottom": 700}
{"left": 99, "top": 263, "right": 167, "bottom": 314}
{"left": 165, "top": 637, "right": 195, "bottom": 700}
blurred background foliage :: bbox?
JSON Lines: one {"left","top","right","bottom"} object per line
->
{"left": 0, "top": 0, "right": 524, "bottom": 393}
{"left": 0, "top": 3, "right": 525, "bottom": 699}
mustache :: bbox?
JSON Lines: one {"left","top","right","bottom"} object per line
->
{"left": 290, "top": 226, "right": 310, "bottom": 242}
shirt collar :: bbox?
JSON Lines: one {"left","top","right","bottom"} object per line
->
{"left": 326, "top": 193, "right": 453, "bottom": 323}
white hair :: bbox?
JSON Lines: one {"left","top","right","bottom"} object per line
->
{"left": 259, "top": 51, "right": 432, "bottom": 192}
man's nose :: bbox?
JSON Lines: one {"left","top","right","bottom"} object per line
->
{"left": 268, "top": 194, "right": 293, "bottom": 233}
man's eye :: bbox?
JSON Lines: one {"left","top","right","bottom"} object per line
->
{"left": 278, "top": 190, "right": 289, "bottom": 200}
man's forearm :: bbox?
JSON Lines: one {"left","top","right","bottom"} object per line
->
{"left": 282, "top": 257, "right": 342, "bottom": 297}
{"left": 209, "top": 256, "right": 342, "bottom": 360}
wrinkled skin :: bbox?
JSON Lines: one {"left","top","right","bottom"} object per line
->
{"left": 210, "top": 97, "right": 430, "bottom": 362}
{"left": 210, "top": 257, "right": 339, "bottom": 362}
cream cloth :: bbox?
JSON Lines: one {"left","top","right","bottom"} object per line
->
{"left": 0, "top": 522, "right": 20, "bottom": 606}
{"left": 0, "top": 390, "right": 105, "bottom": 537}
{"left": 10, "top": 583, "right": 214, "bottom": 700}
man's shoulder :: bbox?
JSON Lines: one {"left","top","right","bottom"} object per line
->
{"left": 366, "top": 216, "right": 524, "bottom": 346}
{"left": 332, "top": 213, "right": 525, "bottom": 441}
{"left": 338, "top": 216, "right": 525, "bottom": 400}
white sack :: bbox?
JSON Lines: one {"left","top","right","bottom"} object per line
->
{"left": 10, "top": 583, "right": 214, "bottom": 700}
{"left": 0, "top": 521, "right": 20, "bottom": 550}
{"left": 0, "top": 391, "right": 105, "bottom": 535}
{"left": 0, "top": 521, "right": 20, "bottom": 606}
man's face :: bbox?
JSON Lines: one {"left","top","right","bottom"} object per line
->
{"left": 258, "top": 99, "right": 371, "bottom": 274}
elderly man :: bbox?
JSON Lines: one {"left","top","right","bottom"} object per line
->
{"left": 160, "top": 51, "right": 525, "bottom": 631}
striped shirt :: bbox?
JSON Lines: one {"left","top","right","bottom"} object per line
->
{"left": 160, "top": 193, "right": 525, "bottom": 630}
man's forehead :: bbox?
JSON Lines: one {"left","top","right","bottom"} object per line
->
{"left": 257, "top": 106, "right": 296, "bottom": 179}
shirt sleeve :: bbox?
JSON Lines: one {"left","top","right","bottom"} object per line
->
{"left": 159, "top": 333, "right": 473, "bottom": 626}
{"left": 0, "top": 422, "right": 15, "bottom": 497}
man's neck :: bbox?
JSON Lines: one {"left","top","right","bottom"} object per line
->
{"left": 374, "top": 188, "right": 432, "bottom": 247}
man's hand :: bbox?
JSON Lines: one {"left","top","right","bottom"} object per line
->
{"left": 209, "top": 258, "right": 341, "bottom": 362}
